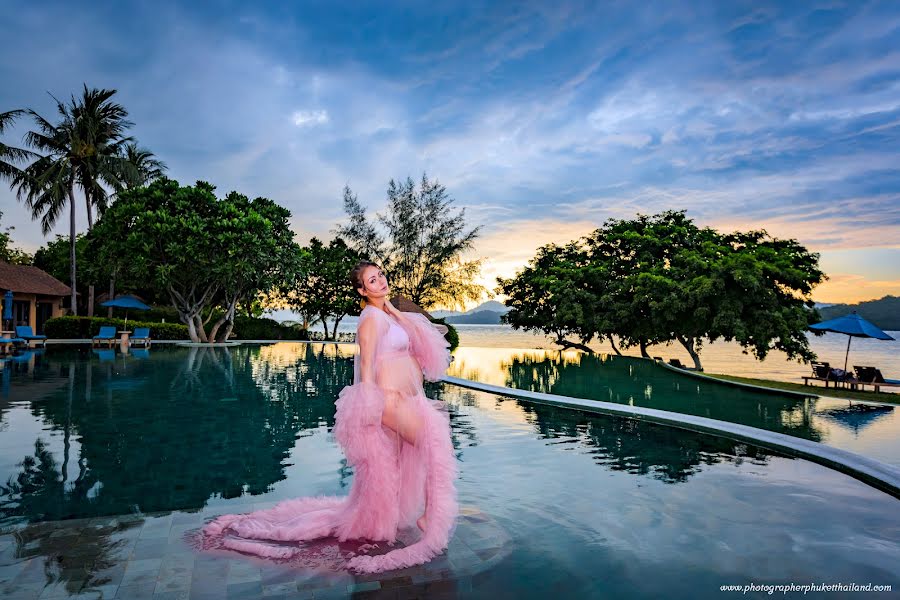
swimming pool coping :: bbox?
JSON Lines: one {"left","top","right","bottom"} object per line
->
{"left": 440, "top": 375, "right": 900, "bottom": 500}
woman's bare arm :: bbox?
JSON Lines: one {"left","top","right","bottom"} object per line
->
{"left": 357, "top": 316, "right": 378, "bottom": 384}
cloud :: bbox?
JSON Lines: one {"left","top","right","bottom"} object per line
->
{"left": 291, "top": 110, "right": 329, "bottom": 127}
{"left": 0, "top": 0, "right": 898, "bottom": 303}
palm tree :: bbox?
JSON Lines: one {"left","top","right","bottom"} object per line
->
{"left": 122, "top": 142, "right": 166, "bottom": 189}
{"left": 12, "top": 86, "right": 134, "bottom": 315}
{"left": 70, "top": 87, "right": 134, "bottom": 315}
{"left": 0, "top": 110, "right": 35, "bottom": 183}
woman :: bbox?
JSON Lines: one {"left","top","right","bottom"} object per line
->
{"left": 202, "top": 261, "right": 458, "bottom": 574}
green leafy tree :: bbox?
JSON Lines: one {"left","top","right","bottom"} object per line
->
{"left": 284, "top": 237, "right": 360, "bottom": 340}
{"left": 500, "top": 211, "right": 825, "bottom": 370}
{"left": 0, "top": 210, "right": 33, "bottom": 265}
{"left": 497, "top": 241, "right": 600, "bottom": 353}
{"left": 272, "top": 246, "right": 319, "bottom": 333}
{"left": 90, "top": 178, "right": 299, "bottom": 342}
{"left": 336, "top": 174, "right": 487, "bottom": 310}
{"left": 33, "top": 234, "right": 89, "bottom": 290}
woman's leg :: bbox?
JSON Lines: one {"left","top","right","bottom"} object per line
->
{"left": 381, "top": 390, "right": 424, "bottom": 446}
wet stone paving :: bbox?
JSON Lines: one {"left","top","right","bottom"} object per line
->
{"left": 0, "top": 506, "right": 511, "bottom": 599}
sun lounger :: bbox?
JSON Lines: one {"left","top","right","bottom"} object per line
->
{"left": 130, "top": 327, "right": 151, "bottom": 347}
{"left": 15, "top": 326, "right": 48, "bottom": 348}
{"left": 92, "top": 326, "right": 117, "bottom": 348}
{"left": 801, "top": 361, "right": 855, "bottom": 388}
{"left": 668, "top": 358, "right": 699, "bottom": 371}
{"left": 853, "top": 366, "right": 900, "bottom": 393}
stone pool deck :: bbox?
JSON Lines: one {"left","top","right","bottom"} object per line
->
{"left": 0, "top": 505, "right": 510, "bottom": 599}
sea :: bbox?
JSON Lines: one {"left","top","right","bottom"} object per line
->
{"left": 275, "top": 313, "right": 900, "bottom": 389}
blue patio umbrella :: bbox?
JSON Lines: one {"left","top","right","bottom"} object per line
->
{"left": 809, "top": 312, "right": 895, "bottom": 375}
{"left": 100, "top": 294, "right": 151, "bottom": 328}
{"left": 3, "top": 290, "right": 13, "bottom": 324}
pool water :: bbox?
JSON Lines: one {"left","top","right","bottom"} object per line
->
{"left": 0, "top": 344, "right": 897, "bottom": 599}
{"left": 447, "top": 347, "right": 900, "bottom": 467}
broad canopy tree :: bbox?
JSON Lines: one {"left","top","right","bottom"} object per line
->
{"left": 498, "top": 211, "right": 825, "bottom": 371}
{"left": 89, "top": 178, "right": 298, "bottom": 343}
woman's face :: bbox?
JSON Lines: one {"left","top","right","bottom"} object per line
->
{"left": 359, "top": 265, "right": 389, "bottom": 300}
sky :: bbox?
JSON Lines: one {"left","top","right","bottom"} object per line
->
{"left": 1, "top": 0, "right": 899, "bottom": 308}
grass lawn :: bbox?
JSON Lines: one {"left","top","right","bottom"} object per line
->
{"left": 705, "top": 373, "right": 900, "bottom": 405}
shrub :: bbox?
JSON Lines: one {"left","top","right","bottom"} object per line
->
{"left": 230, "top": 316, "right": 307, "bottom": 340}
{"left": 43, "top": 316, "right": 188, "bottom": 340}
{"left": 431, "top": 317, "right": 459, "bottom": 351}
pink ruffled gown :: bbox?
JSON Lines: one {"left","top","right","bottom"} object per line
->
{"left": 202, "top": 306, "right": 458, "bottom": 573}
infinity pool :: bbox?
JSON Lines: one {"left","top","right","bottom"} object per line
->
{"left": 0, "top": 344, "right": 897, "bottom": 599}
{"left": 447, "top": 347, "right": 900, "bottom": 467}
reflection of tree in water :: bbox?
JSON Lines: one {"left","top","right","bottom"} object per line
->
{"left": 503, "top": 353, "right": 825, "bottom": 443}
{"left": 2, "top": 438, "right": 143, "bottom": 594}
{"left": 0, "top": 344, "right": 356, "bottom": 524}
{"left": 510, "top": 398, "right": 774, "bottom": 483}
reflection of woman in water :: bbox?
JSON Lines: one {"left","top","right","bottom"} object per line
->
{"left": 203, "top": 260, "right": 458, "bottom": 573}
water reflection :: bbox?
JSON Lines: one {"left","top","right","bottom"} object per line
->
{"left": 438, "top": 385, "right": 774, "bottom": 484}
{"left": 501, "top": 352, "right": 825, "bottom": 440}
{"left": 818, "top": 403, "right": 895, "bottom": 435}
{"left": 0, "top": 345, "right": 357, "bottom": 527}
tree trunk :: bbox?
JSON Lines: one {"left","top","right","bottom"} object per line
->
{"left": 210, "top": 298, "right": 237, "bottom": 343}
{"left": 194, "top": 314, "right": 208, "bottom": 343}
{"left": 185, "top": 314, "right": 200, "bottom": 343}
{"left": 331, "top": 316, "right": 342, "bottom": 340}
{"left": 638, "top": 338, "right": 650, "bottom": 358}
{"left": 677, "top": 335, "right": 703, "bottom": 371}
{"left": 322, "top": 315, "right": 330, "bottom": 339}
{"left": 86, "top": 197, "right": 94, "bottom": 317}
{"left": 608, "top": 335, "right": 622, "bottom": 356}
{"left": 220, "top": 320, "right": 235, "bottom": 343}
{"left": 68, "top": 184, "right": 78, "bottom": 316}
{"left": 558, "top": 339, "right": 593, "bottom": 353}
{"left": 108, "top": 273, "right": 115, "bottom": 318}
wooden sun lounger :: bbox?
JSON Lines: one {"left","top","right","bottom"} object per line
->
{"left": 801, "top": 362, "right": 854, "bottom": 388}
{"left": 853, "top": 366, "right": 900, "bottom": 394}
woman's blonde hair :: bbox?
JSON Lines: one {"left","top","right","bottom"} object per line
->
{"left": 348, "top": 260, "right": 383, "bottom": 309}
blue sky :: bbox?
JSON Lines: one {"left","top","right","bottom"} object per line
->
{"left": 1, "top": 0, "right": 899, "bottom": 305}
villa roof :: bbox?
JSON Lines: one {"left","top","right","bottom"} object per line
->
{"left": 0, "top": 262, "right": 72, "bottom": 297}
{"left": 390, "top": 295, "right": 435, "bottom": 320}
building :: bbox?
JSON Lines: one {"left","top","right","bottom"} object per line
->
{"left": 0, "top": 262, "right": 72, "bottom": 334}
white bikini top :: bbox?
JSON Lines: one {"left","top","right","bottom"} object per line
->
{"left": 384, "top": 316, "right": 410, "bottom": 353}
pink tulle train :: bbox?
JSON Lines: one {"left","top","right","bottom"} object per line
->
{"left": 201, "top": 306, "right": 457, "bottom": 573}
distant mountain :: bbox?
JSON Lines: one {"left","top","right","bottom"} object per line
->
{"left": 430, "top": 309, "right": 463, "bottom": 319}
{"left": 817, "top": 296, "right": 899, "bottom": 330}
{"left": 470, "top": 300, "right": 510, "bottom": 314}
{"left": 445, "top": 310, "right": 504, "bottom": 324}
{"left": 431, "top": 300, "right": 510, "bottom": 321}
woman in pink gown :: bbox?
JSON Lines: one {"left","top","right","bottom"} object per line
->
{"left": 202, "top": 261, "right": 458, "bottom": 574}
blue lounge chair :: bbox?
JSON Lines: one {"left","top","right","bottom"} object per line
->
{"left": 131, "top": 327, "right": 152, "bottom": 347}
{"left": 15, "top": 326, "right": 48, "bottom": 348}
{"left": 92, "top": 326, "right": 117, "bottom": 348}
